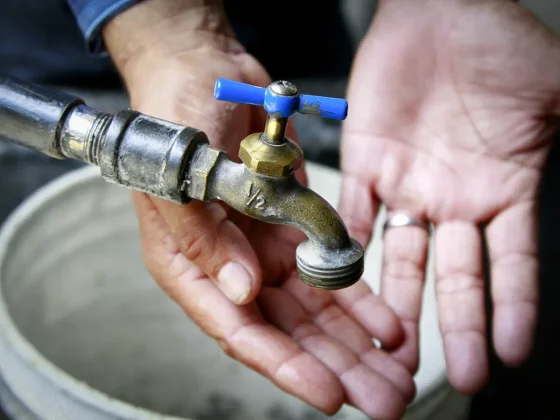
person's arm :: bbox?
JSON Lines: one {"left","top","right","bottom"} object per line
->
{"left": 66, "top": 0, "right": 232, "bottom": 54}
{"left": 66, "top": 0, "right": 236, "bottom": 76}
{"left": 101, "top": 0, "right": 237, "bottom": 84}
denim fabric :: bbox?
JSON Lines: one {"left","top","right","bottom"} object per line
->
{"left": 65, "top": 0, "right": 139, "bottom": 54}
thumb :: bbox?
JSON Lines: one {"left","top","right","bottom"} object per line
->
{"left": 145, "top": 195, "right": 262, "bottom": 305}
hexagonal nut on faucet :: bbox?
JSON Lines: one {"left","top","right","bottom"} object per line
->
{"left": 238, "top": 133, "right": 303, "bottom": 177}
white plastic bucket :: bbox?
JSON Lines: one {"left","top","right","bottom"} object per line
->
{"left": 0, "top": 162, "right": 468, "bottom": 419}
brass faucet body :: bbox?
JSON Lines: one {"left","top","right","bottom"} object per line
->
{"left": 186, "top": 138, "right": 364, "bottom": 289}
{"left": 238, "top": 131, "right": 302, "bottom": 177}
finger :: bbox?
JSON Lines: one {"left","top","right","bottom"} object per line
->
{"left": 287, "top": 276, "right": 404, "bottom": 348}
{"left": 379, "top": 214, "right": 430, "bottom": 374}
{"left": 486, "top": 201, "right": 538, "bottom": 366}
{"left": 259, "top": 286, "right": 407, "bottom": 420}
{"left": 283, "top": 278, "right": 415, "bottom": 401}
{"left": 337, "top": 173, "right": 379, "bottom": 247}
{"left": 132, "top": 192, "right": 344, "bottom": 414}
{"left": 335, "top": 173, "right": 404, "bottom": 346}
{"left": 435, "top": 221, "right": 488, "bottom": 393}
{"left": 150, "top": 197, "right": 262, "bottom": 305}
{"left": 361, "top": 348, "right": 416, "bottom": 403}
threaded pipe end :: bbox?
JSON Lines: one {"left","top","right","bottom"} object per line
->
{"left": 295, "top": 238, "right": 364, "bottom": 290}
{"left": 296, "top": 256, "right": 364, "bottom": 290}
{"left": 86, "top": 113, "right": 113, "bottom": 165}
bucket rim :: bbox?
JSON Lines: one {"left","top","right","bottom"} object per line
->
{"left": 0, "top": 165, "right": 187, "bottom": 420}
{"left": 0, "top": 162, "right": 452, "bottom": 419}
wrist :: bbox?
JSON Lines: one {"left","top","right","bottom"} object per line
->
{"left": 102, "top": 0, "right": 241, "bottom": 81}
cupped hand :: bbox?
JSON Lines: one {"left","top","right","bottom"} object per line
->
{"left": 103, "top": 2, "right": 415, "bottom": 418}
{"left": 340, "top": 0, "right": 560, "bottom": 393}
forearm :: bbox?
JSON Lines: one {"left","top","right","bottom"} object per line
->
{"left": 102, "top": 0, "right": 236, "bottom": 77}
{"left": 100, "top": 0, "right": 241, "bottom": 89}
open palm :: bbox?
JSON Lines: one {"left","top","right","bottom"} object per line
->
{"left": 126, "top": 47, "right": 416, "bottom": 419}
{"left": 340, "top": 0, "right": 560, "bottom": 393}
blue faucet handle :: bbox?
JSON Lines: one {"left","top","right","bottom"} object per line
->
{"left": 214, "top": 78, "right": 348, "bottom": 120}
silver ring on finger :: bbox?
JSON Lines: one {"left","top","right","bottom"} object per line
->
{"left": 383, "top": 213, "right": 431, "bottom": 235}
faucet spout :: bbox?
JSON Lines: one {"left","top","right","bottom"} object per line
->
{"left": 212, "top": 157, "right": 350, "bottom": 248}
{"left": 185, "top": 145, "right": 364, "bottom": 289}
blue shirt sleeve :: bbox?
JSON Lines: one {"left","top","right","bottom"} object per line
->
{"left": 66, "top": 0, "right": 140, "bottom": 55}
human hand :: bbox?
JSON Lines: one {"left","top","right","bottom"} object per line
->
{"left": 102, "top": 1, "right": 415, "bottom": 418}
{"left": 340, "top": 0, "right": 560, "bottom": 393}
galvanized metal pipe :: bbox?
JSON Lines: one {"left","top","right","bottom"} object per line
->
{"left": 0, "top": 76, "right": 208, "bottom": 204}
{"left": 0, "top": 77, "right": 83, "bottom": 158}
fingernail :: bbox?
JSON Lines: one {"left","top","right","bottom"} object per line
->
{"left": 217, "top": 262, "right": 253, "bottom": 304}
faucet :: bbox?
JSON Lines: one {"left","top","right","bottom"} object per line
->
{"left": 0, "top": 76, "right": 364, "bottom": 290}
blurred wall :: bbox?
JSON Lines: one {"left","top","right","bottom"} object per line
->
{"left": 520, "top": 0, "right": 560, "bottom": 33}
{"left": 340, "top": 0, "right": 377, "bottom": 51}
